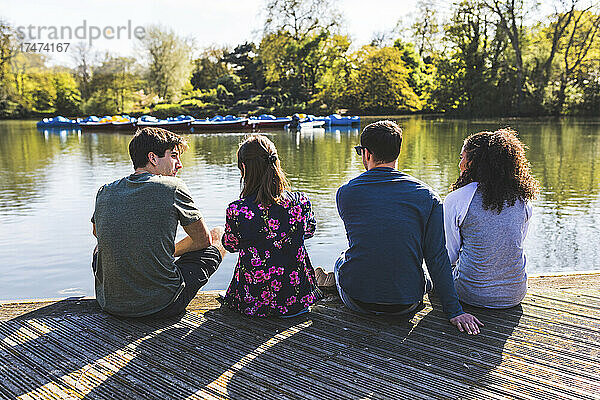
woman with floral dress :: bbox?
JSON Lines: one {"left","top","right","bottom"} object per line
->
{"left": 222, "top": 135, "right": 322, "bottom": 317}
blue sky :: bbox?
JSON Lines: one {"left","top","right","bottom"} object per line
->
{"left": 2, "top": 0, "right": 423, "bottom": 65}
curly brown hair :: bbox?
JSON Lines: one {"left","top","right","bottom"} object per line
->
{"left": 451, "top": 129, "right": 540, "bottom": 213}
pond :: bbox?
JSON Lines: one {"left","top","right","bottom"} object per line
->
{"left": 1, "top": 116, "right": 599, "bottom": 301}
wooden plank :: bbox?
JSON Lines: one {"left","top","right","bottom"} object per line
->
{"left": 0, "top": 277, "right": 599, "bottom": 400}
{"left": 309, "top": 303, "right": 596, "bottom": 399}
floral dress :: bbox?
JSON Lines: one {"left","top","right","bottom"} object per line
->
{"left": 222, "top": 191, "right": 322, "bottom": 317}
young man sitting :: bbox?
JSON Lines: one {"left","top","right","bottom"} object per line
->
{"left": 91, "top": 127, "right": 226, "bottom": 318}
{"left": 328, "top": 121, "right": 483, "bottom": 334}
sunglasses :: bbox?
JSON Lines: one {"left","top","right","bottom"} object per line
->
{"left": 354, "top": 145, "right": 369, "bottom": 156}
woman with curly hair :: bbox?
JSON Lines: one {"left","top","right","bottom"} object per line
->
{"left": 222, "top": 135, "right": 322, "bottom": 317}
{"left": 444, "top": 129, "right": 540, "bottom": 308}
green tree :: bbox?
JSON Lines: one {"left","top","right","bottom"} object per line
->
{"left": 393, "top": 40, "right": 434, "bottom": 103}
{"left": 345, "top": 46, "right": 422, "bottom": 113}
{"left": 70, "top": 42, "right": 96, "bottom": 102}
{"left": 312, "top": 34, "right": 353, "bottom": 112}
{"left": 410, "top": 0, "right": 441, "bottom": 59}
{"left": 0, "top": 20, "right": 22, "bottom": 117}
{"left": 482, "top": 0, "right": 533, "bottom": 107}
{"left": 553, "top": 9, "right": 600, "bottom": 114}
{"left": 576, "top": 59, "right": 600, "bottom": 114}
{"left": 432, "top": 0, "right": 600, "bottom": 116}
{"left": 85, "top": 54, "right": 143, "bottom": 114}
{"left": 33, "top": 87, "right": 53, "bottom": 111}
{"left": 264, "top": 0, "right": 340, "bottom": 41}
{"left": 10, "top": 52, "right": 47, "bottom": 109}
{"left": 260, "top": 29, "right": 351, "bottom": 108}
{"left": 0, "top": 20, "right": 17, "bottom": 98}
{"left": 430, "top": 0, "right": 500, "bottom": 115}
{"left": 216, "top": 74, "right": 242, "bottom": 96}
{"left": 216, "top": 84, "right": 234, "bottom": 105}
{"left": 139, "top": 25, "right": 193, "bottom": 102}
{"left": 222, "top": 42, "right": 265, "bottom": 92}
{"left": 527, "top": 1, "right": 579, "bottom": 109}
{"left": 190, "top": 47, "right": 230, "bottom": 91}
{"left": 53, "top": 71, "right": 81, "bottom": 115}
{"left": 260, "top": 0, "right": 345, "bottom": 106}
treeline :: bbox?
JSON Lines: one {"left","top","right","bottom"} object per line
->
{"left": 1, "top": 0, "right": 599, "bottom": 119}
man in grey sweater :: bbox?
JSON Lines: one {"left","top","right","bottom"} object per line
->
{"left": 91, "top": 127, "right": 226, "bottom": 318}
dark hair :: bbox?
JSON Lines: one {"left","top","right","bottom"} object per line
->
{"left": 129, "top": 127, "right": 188, "bottom": 169}
{"left": 237, "top": 135, "right": 290, "bottom": 206}
{"left": 360, "top": 120, "right": 403, "bottom": 163}
{"left": 451, "top": 128, "right": 540, "bottom": 212}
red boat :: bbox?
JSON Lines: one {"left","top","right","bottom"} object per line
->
{"left": 247, "top": 117, "right": 292, "bottom": 130}
{"left": 136, "top": 121, "right": 191, "bottom": 130}
{"left": 190, "top": 118, "right": 251, "bottom": 132}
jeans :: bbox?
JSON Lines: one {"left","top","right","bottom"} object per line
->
{"left": 334, "top": 252, "right": 425, "bottom": 316}
{"left": 151, "top": 246, "right": 223, "bottom": 318}
{"left": 93, "top": 246, "right": 222, "bottom": 319}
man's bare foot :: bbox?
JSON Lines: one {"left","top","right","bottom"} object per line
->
{"left": 210, "top": 226, "right": 227, "bottom": 258}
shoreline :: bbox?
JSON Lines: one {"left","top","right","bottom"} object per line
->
{"left": 528, "top": 269, "right": 600, "bottom": 276}
{"left": 527, "top": 271, "right": 600, "bottom": 289}
{"left": 2, "top": 271, "right": 598, "bottom": 305}
{"left": 3, "top": 114, "right": 600, "bottom": 123}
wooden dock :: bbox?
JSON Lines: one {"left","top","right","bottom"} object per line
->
{"left": 1, "top": 274, "right": 599, "bottom": 399}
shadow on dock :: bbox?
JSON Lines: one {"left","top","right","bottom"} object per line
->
{"left": 1, "top": 282, "right": 599, "bottom": 399}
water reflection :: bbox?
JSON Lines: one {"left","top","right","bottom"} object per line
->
{"left": 0, "top": 117, "right": 598, "bottom": 300}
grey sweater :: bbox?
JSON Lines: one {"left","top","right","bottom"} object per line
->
{"left": 92, "top": 173, "right": 203, "bottom": 317}
{"left": 452, "top": 188, "right": 530, "bottom": 308}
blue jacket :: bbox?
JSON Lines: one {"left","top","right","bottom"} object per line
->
{"left": 336, "top": 167, "right": 463, "bottom": 318}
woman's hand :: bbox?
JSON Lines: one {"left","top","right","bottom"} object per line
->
{"left": 450, "top": 313, "right": 484, "bottom": 335}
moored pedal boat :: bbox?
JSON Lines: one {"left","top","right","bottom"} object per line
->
{"left": 36, "top": 116, "right": 79, "bottom": 128}
{"left": 136, "top": 115, "right": 194, "bottom": 130}
{"left": 111, "top": 115, "right": 137, "bottom": 130}
{"left": 285, "top": 120, "right": 326, "bottom": 131}
{"left": 79, "top": 116, "right": 114, "bottom": 130}
{"left": 190, "top": 115, "right": 250, "bottom": 131}
{"left": 327, "top": 114, "right": 360, "bottom": 126}
{"left": 247, "top": 114, "right": 292, "bottom": 129}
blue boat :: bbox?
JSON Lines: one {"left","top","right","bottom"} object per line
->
{"left": 137, "top": 115, "right": 194, "bottom": 130}
{"left": 327, "top": 114, "right": 360, "bottom": 126}
{"left": 306, "top": 115, "right": 329, "bottom": 123}
{"left": 111, "top": 115, "right": 137, "bottom": 130}
{"left": 247, "top": 114, "right": 292, "bottom": 129}
{"left": 36, "top": 116, "right": 79, "bottom": 128}
{"left": 191, "top": 115, "right": 250, "bottom": 131}
{"left": 285, "top": 120, "right": 325, "bottom": 130}
{"left": 285, "top": 114, "right": 326, "bottom": 131}
{"left": 79, "top": 116, "right": 113, "bottom": 130}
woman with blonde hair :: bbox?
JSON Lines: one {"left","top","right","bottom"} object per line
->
{"left": 444, "top": 129, "right": 540, "bottom": 308}
{"left": 222, "top": 135, "right": 321, "bottom": 317}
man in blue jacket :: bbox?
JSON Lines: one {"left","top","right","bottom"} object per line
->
{"left": 334, "top": 120, "right": 482, "bottom": 334}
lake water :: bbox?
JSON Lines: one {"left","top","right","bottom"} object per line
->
{"left": 1, "top": 117, "right": 599, "bottom": 301}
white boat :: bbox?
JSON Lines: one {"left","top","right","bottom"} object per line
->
{"left": 191, "top": 116, "right": 250, "bottom": 131}
{"left": 285, "top": 120, "right": 326, "bottom": 131}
